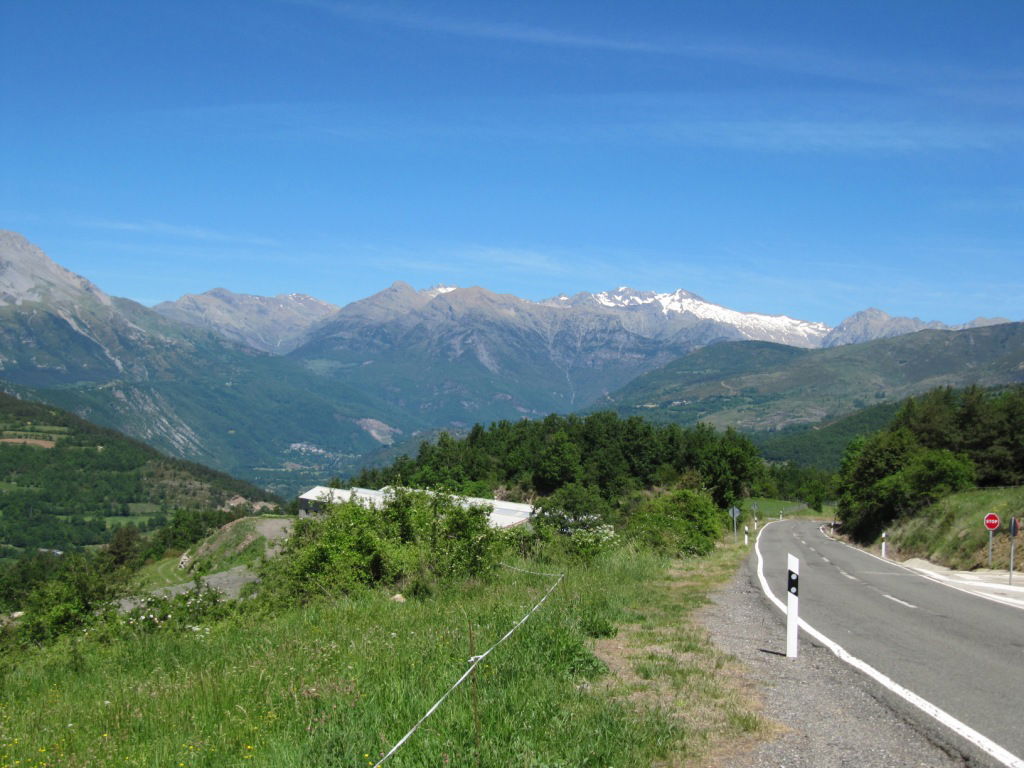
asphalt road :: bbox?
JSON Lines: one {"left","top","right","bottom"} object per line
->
{"left": 756, "top": 519, "right": 1024, "bottom": 768}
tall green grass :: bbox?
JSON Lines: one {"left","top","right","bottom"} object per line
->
{"left": 0, "top": 548, "right": 683, "bottom": 767}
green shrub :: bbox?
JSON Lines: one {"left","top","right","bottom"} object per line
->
{"left": 566, "top": 524, "right": 620, "bottom": 560}
{"left": 20, "top": 555, "right": 116, "bottom": 643}
{"left": 259, "top": 490, "right": 499, "bottom": 601}
{"left": 531, "top": 482, "right": 612, "bottom": 535}
{"left": 120, "top": 582, "right": 230, "bottom": 634}
{"left": 838, "top": 428, "right": 976, "bottom": 541}
{"left": 625, "top": 489, "right": 724, "bottom": 557}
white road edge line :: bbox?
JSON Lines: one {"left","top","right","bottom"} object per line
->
{"left": 756, "top": 521, "right": 1024, "bottom": 768}
{"left": 882, "top": 594, "right": 917, "bottom": 609}
{"left": 817, "top": 525, "right": 1024, "bottom": 613}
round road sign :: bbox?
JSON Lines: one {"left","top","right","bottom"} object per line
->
{"left": 984, "top": 513, "right": 1000, "bottom": 531}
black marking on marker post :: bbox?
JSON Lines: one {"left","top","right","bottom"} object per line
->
{"left": 787, "top": 570, "right": 799, "bottom": 597}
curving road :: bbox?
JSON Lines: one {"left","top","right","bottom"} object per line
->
{"left": 756, "top": 519, "right": 1024, "bottom": 768}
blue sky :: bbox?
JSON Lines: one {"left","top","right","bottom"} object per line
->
{"left": 1, "top": 0, "right": 1021, "bottom": 326}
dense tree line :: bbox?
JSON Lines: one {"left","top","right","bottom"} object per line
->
{"left": 837, "top": 386, "right": 1024, "bottom": 541}
{"left": 0, "top": 508, "right": 107, "bottom": 549}
{"left": 758, "top": 462, "right": 835, "bottom": 511}
{"left": 354, "top": 412, "right": 763, "bottom": 509}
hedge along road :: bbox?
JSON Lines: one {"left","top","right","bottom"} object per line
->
{"left": 754, "top": 519, "right": 1024, "bottom": 768}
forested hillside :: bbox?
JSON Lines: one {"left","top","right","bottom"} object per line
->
{"left": 837, "top": 386, "right": 1024, "bottom": 541}
{"left": 752, "top": 400, "right": 903, "bottom": 469}
{"left": 0, "top": 392, "right": 279, "bottom": 551}
{"left": 354, "top": 411, "right": 763, "bottom": 509}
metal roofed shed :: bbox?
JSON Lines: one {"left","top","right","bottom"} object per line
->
{"left": 297, "top": 486, "right": 532, "bottom": 529}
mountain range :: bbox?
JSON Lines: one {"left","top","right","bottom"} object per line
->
{"left": 0, "top": 229, "right": 1019, "bottom": 493}
{"left": 156, "top": 281, "right": 1008, "bottom": 357}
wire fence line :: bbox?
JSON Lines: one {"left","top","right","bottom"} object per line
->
{"left": 370, "top": 562, "right": 565, "bottom": 767}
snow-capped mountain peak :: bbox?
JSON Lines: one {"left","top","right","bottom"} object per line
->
{"left": 422, "top": 284, "right": 459, "bottom": 298}
{"left": 540, "top": 286, "right": 830, "bottom": 347}
{"left": 591, "top": 286, "right": 705, "bottom": 310}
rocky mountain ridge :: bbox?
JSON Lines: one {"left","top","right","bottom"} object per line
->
{"left": 821, "top": 307, "right": 1009, "bottom": 347}
{"left": 154, "top": 288, "right": 338, "bottom": 353}
{"left": 160, "top": 278, "right": 1009, "bottom": 358}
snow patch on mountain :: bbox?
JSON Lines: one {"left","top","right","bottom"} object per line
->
{"left": 575, "top": 286, "right": 830, "bottom": 346}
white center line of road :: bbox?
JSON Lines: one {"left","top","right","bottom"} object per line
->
{"left": 757, "top": 522, "right": 1024, "bottom": 768}
{"left": 821, "top": 557, "right": 830, "bottom": 563}
{"left": 841, "top": 572, "right": 858, "bottom": 581}
{"left": 883, "top": 594, "right": 917, "bottom": 609}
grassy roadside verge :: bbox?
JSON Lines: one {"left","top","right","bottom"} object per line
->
{"left": 0, "top": 541, "right": 763, "bottom": 768}
{"left": 888, "top": 487, "right": 1024, "bottom": 570}
{"left": 592, "top": 539, "right": 766, "bottom": 766}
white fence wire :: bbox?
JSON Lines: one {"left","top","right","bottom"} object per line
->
{"left": 370, "top": 562, "right": 564, "bottom": 767}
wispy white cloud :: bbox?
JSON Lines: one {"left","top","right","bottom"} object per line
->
{"left": 458, "top": 246, "right": 573, "bottom": 275}
{"left": 332, "top": 243, "right": 575, "bottom": 279}
{"left": 141, "top": 97, "right": 1022, "bottom": 155}
{"left": 76, "top": 218, "right": 280, "bottom": 248}
{"left": 286, "top": 0, "right": 1024, "bottom": 102}
{"left": 290, "top": 0, "right": 662, "bottom": 53}
{"left": 945, "top": 191, "right": 1024, "bottom": 215}
{"left": 638, "top": 119, "right": 1023, "bottom": 153}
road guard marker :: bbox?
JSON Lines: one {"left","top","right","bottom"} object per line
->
{"left": 786, "top": 553, "right": 799, "bottom": 658}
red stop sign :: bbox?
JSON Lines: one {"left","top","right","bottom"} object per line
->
{"left": 984, "top": 513, "right": 1000, "bottom": 531}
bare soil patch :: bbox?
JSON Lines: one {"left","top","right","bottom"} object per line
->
{"left": 0, "top": 437, "right": 55, "bottom": 448}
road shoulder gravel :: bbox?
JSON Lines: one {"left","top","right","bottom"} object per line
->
{"left": 698, "top": 550, "right": 968, "bottom": 768}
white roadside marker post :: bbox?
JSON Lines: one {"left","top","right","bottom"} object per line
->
{"left": 881, "top": 531, "right": 887, "bottom": 560}
{"left": 744, "top": 525, "right": 749, "bottom": 547}
{"left": 786, "top": 554, "right": 799, "bottom": 659}
{"left": 1010, "top": 517, "right": 1019, "bottom": 586}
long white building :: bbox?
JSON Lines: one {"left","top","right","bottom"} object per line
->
{"left": 297, "top": 486, "right": 532, "bottom": 528}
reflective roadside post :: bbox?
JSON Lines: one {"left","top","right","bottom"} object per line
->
{"left": 881, "top": 532, "right": 887, "bottom": 559}
{"left": 1009, "top": 516, "right": 1018, "bottom": 585}
{"left": 786, "top": 554, "right": 799, "bottom": 659}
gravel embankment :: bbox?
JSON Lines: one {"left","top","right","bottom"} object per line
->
{"left": 699, "top": 554, "right": 968, "bottom": 768}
